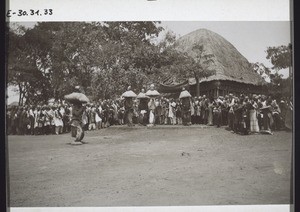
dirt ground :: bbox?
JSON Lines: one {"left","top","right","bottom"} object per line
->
{"left": 7, "top": 125, "right": 292, "bottom": 207}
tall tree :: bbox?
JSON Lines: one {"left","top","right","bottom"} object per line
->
{"left": 7, "top": 25, "right": 52, "bottom": 105}
{"left": 189, "top": 44, "right": 215, "bottom": 97}
{"left": 266, "top": 43, "right": 292, "bottom": 77}
{"left": 266, "top": 43, "right": 292, "bottom": 97}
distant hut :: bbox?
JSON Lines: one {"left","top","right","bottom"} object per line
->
{"left": 159, "top": 29, "right": 267, "bottom": 97}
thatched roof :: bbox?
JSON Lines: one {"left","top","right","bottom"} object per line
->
{"left": 175, "top": 28, "right": 266, "bottom": 85}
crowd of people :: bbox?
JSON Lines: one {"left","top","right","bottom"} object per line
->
{"left": 6, "top": 92, "right": 293, "bottom": 136}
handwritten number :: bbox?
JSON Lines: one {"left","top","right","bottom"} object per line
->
{"left": 18, "top": 10, "right": 23, "bottom": 16}
{"left": 7, "top": 9, "right": 52, "bottom": 17}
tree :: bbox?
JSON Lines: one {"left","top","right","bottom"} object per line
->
{"left": 251, "top": 62, "right": 272, "bottom": 82}
{"left": 189, "top": 44, "right": 215, "bottom": 97}
{"left": 88, "top": 22, "right": 164, "bottom": 99}
{"left": 7, "top": 22, "right": 215, "bottom": 103}
{"left": 266, "top": 43, "right": 292, "bottom": 98}
{"left": 7, "top": 22, "right": 165, "bottom": 102}
{"left": 266, "top": 43, "right": 292, "bottom": 77}
{"left": 7, "top": 24, "right": 52, "bottom": 105}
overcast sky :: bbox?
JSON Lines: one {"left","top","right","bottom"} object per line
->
{"left": 7, "top": 21, "right": 291, "bottom": 104}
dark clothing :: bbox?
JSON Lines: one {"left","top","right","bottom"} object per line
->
{"left": 138, "top": 99, "right": 148, "bottom": 111}
{"left": 124, "top": 98, "right": 134, "bottom": 126}
{"left": 181, "top": 98, "right": 191, "bottom": 125}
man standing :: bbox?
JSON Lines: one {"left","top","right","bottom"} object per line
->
{"left": 179, "top": 88, "right": 192, "bottom": 126}
{"left": 137, "top": 88, "right": 149, "bottom": 126}
{"left": 122, "top": 86, "right": 137, "bottom": 127}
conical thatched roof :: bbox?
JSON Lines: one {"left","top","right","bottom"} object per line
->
{"left": 175, "top": 28, "right": 265, "bottom": 85}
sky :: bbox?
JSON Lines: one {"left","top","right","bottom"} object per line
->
{"left": 7, "top": 21, "right": 291, "bottom": 104}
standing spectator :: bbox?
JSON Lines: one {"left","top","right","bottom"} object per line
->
{"left": 213, "top": 100, "right": 222, "bottom": 127}
{"left": 148, "top": 98, "right": 156, "bottom": 126}
{"left": 168, "top": 99, "right": 176, "bottom": 125}
{"left": 176, "top": 100, "right": 182, "bottom": 125}
{"left": 63, "top": 105, "right": 71, "bottom": 133}
{"left": 95, "top": 104, "right": 102, "bottom": 129}
{"left": 122, "top": 86, "right": 136, "bottom": 127}
{"left": 88, "top": 106, "right": 97, "bottom": 131}
{"left": 53, "top": 105, "right": 64, "bottom": 134}
{"left": 28, "top": 106, "right": 35, "bottom": 135}
{"left": 249, "top": 97, "right": 260, "bottom": 133}
{"left": 207, "top": 99, "right": 214, "bottom": 126}
{"left": 49, "top": 106, "right": 55, "bottom": 134}
{"left": 180, "top": 88, "right": 192, "bottom": 126}
{"left": 118, "top": 106, "right": 125, "bottom": 125}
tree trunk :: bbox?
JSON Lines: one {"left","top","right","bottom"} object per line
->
{"left": 18, "top": 84, "right": 22, "bottom": 106}
{"left": 195, "top": 76, "right": 200, "bottom": 98}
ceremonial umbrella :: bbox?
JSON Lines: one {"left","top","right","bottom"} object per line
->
{"left": 64, "top": 92, "right": 90, "bottom": 104}
{"left": 146, "top": 90, "right": 160, "bottom": 97}
{"left": 137, "top": 92, "right": 149, "bottom": 99}
{"left": 121, "top": 90, "right": 137, "bottom": 98}
{"left": 179, "top": 90, "right": 192, "bottom": 99}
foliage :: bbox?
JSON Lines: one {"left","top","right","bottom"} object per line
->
{"left": 266, "top": 43, "right": 292, "bottom": 71}
{"left": 7, "top": 24, "right": 52, "bottom": 105}
{"left": 262, "top": 43, "right": 293, "bottom": 98}
{"left": 7, "top": 22, "right": 213, "bottom": 104}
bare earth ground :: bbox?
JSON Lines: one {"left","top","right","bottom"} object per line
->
{"left": 8, "top": 125, "right": 292, "bottom": 207}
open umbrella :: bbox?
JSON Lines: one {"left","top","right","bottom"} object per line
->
{"left": 146, "top": 90, "right": 160, "bottom": 97}
{"left": 179, "top": 90, "right": 192, "bottom": 99}
{"left": 145, "top": 84, "right": 160, "bottom": 97}
{"left": 137, "top": 92, "right": 149, "bottom": 99}
{"left": 121, "top": 90, "right": 137, "bottom": 98}
{"left": 64, "top": 92, "right": 90, "bottom": 104}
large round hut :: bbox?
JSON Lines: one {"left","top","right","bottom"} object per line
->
{"left": 159, "top": 28, "right": 267, "bottom": 97}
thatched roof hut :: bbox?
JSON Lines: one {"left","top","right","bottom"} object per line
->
{"left": 160, "top": 28, "right": 267, "bottom": 97}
